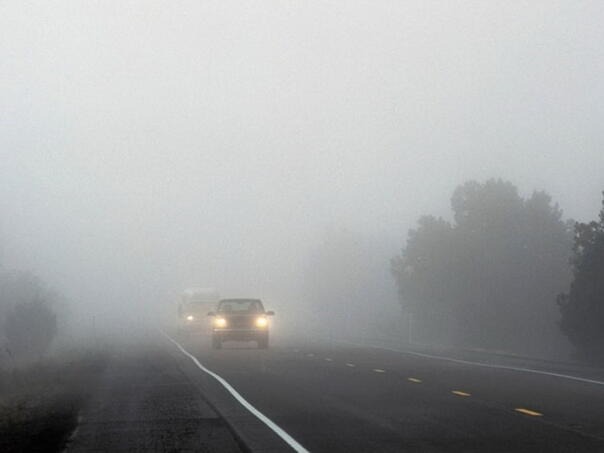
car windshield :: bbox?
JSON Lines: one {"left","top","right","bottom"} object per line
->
{"left": 217, "top": 300, "right": 263, "bottom": 314}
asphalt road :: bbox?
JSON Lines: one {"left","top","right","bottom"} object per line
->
{"left": 176, "top": 334, "right": 604, "bottom": 453}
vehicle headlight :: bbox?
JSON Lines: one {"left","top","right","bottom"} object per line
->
{"left": 255, "top": 316, "right": 268, "bottom": 328}
{"left": 186, "top": 315, "right": 194, "bottom": 321}
{"left": 214, "top": 317, "right": 227, "bottom": 328}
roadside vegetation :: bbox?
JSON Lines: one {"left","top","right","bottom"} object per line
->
{"left": 0, "top": 350, "right": 107, "bottom": 452}
{"left": 303, "top": 179, "right": 604, "bottom": 363}
{"left": 391, "top": 179, "right": 575, "bottom": 358}
{"left": 558, "top": 193, "right": 604, "bottom": 363}
{"left": 0, "top": 268, "right": 107, "bottom": 452}
{"left": 1, "top": 271, "right": 59, "bottom": 362}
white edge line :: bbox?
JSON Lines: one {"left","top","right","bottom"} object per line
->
{"left": 162, "top": 332, "right": 309, "bottom": 453}
{"left": 62, "top": 414, "right": 83, "bottom": 453}
{"left": 338, "top": 340, "right": 604, "bottom": 387}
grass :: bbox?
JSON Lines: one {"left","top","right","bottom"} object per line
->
{"left": 0, "top": 350, "right": 107, "bottom": 453}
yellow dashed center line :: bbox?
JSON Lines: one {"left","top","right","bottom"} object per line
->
{"left": 515, "top": 408, "right": 543, "bottom": 417}
{"left": 373, "top": 368, "right": 386, "bottom": 373}
{"left": 325, "top": 358, "right": 333, "bottom": 362}
{"left": 451, "top": 390, "right": 471, "bottom": 397}
{"left": 346, "top": 363, "right": 356, "bottom": 367}
{"left": 407, "top": 377, "right": 422, "bottom": 383}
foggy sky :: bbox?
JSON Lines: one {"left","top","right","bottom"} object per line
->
{"left": 1, "top": 1, "right": 603, "bottom": 322}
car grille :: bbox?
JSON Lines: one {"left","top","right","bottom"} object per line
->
{"left": 226, "top": 315, "right": 255, "bottom": 329}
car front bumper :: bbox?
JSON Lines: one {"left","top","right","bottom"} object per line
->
{"left": 213, "top": 328, "right": 268, "bottom": 341}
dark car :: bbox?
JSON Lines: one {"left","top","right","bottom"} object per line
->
{"left": 208, "top": 298, "right": 275, "bottom": 349}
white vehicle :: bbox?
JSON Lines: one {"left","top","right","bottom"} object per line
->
{"left": 178, "top": 287, "right": 220, "bottom": 333}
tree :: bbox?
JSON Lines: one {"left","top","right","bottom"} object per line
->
{"left": 558, "top": 192, "right": 604, "bottom": 362}
{"left": 391, "top": 215, "right": 455, "bottom": 316}
{"left": 5, "top": 298, "right": 57, "bottom": 358}
{"left": 305, "top": 229, "right": 399, "bottom": 338}
{"left": 392, "top": 179, "right": 573, "bottom": 357}
{"left": 1, "top": 271, "right": 58, "bottom": 359}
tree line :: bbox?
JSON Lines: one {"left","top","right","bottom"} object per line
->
{"left": 557, "top": 193, "right": 604, "bottom": 362}
{"left": 391, "top": 179, "right": 603, "bottom": 362}
{"left": 0, "top": 269, "right": 58, "bottom": 363}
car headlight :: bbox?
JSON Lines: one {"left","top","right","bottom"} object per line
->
{"left": 186, "top": 315, "right": 194, "bottom": 321}
{"left": 214, "top": 317, "right": 227, "bottom": 328}
{"left": 255, "top": 316, "right": 268, "bottom": 328}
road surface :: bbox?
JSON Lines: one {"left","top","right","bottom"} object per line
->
{"left": 177, "top": 334, "right": 604, "bottom": 452}
{"left": 68, "top": 333, "right": 604, "bottom": 452}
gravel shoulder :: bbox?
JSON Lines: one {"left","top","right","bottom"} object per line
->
{"left": 65, "top": 337, "right": 243, "bottom": 452}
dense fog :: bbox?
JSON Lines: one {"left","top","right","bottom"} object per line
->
{"left": 1, "top": 2, "right": 603, "bottom": 359}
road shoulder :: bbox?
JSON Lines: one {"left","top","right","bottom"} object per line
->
{"left": 66, "top": 337, "right": 242, "bottom": 452}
